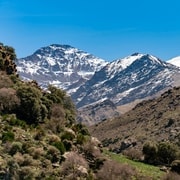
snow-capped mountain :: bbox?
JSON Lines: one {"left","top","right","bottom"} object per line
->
{"left": 16, "top": 44, "right": 108, "bottom": 93}
{"left": 72, "top": 53, "right": 180, "bottom": 108}
{"left": 167, "top": 56, "right": 180, "bottom": 67}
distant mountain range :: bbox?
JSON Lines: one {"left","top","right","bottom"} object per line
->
{"left": 72, "top": 53, "right": 180, "bottom": 108}
{"left": 16, "top": 44, "right": 180, "bottom": 124}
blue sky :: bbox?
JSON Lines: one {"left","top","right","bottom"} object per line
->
{"left": 0, "top": 0, "right": 180, "bottom": 61}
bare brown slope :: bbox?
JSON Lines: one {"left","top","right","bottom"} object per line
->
{"left": 89, "top": 87, "right": 180, "bottom": 152}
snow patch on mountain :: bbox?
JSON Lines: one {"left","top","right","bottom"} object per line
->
{"left": 167, "top": 56, "right": 180, "bottom": 67}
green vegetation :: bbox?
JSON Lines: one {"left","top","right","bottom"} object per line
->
{"left": 2, "top": 131, "right": 15, "bottom": 143}
{"left": 104, "top": 150, "right": 165, "bottom": 179}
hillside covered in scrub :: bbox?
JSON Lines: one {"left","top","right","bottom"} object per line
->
{"left": 89, "top": 86, "right": 180, "bottom": 154}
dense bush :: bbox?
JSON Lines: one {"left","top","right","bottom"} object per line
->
{"left": 157, "top": 142, "right": 179, "bottom": 165}
{"left": 51, "top": 141, "right": 66, "bottom": 154}
{"left": 143, "top": 141, "right": 180, "bottom": 165}
{"left": 16, "top": 84, "right": 48, "bottom": 124}
{"left": 61, "top": 131, "right": 75, "bottom": 141}
{"left": 9, "top": 142, "right": 22, "bottom": 155}
{"left": 143, "top": 141, "right": 158, "bottom": 164}
{"left": 46, "top": 145, "right": 61, "bottom": 163}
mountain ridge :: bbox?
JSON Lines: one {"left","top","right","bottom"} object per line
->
{"left": 72, "top": 53, "right": 180, "bottom": 108}
{"left": 16, "top": 44, "right": 108, "bottom": 93}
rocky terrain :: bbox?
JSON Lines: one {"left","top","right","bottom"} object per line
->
{"left": 77, "top": 99, "right": 120, "bottom": 126}
{"left": 89, "top": 86, "right": 180, "bottom": 153}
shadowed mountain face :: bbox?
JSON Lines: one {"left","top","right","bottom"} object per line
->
{"left": 89, "top": 86, "right": 180, "bottom": 152}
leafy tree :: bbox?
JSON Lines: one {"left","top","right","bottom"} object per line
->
{"left": 16, "top": 84, "right": 48, "bottom": 124}
{"left": 157, "top": 142, "right": 179, "bottom": 165}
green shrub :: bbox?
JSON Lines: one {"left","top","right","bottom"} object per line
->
{"left": 76, "top": 133, "right": 87, "bottom": 145}
{"left": 143, "top": 141, "right": 180, "bottom": 165}
{"left": 9, "top": 142, "right": 22, "bottom": 155}
{"left": 0, "top": 44, "right": 17, "bottom": 75}
{"left": 2, "top": 131, "right": 15, "bottom": 143}
{"left": 157, "top": 142, "right": 179, "bottom": 165}
{"left": 46, "top": 146, "right": 61, "bottom": 163}
{"left": 61, "top": 131, "right": 75, "bottom": 141}
{"left": 52, "top": 141, "right": 66, "bottom": 154}
{"left": 16, "top": 84, "right": 48, "bottom": 124}
{"left": 9, "top": 117, "right": 27, "bottom": 128}
{"left": 143, "top": 141, "right": 158, "bottom": 164}
{"left": 62, "top": 139, "right": 72, "bottom": 151}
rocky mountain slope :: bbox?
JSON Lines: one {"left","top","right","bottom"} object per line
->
{"left": 89, "top": 86, "right": 180, "bottom": 153}
{"left": 73, "top": 53, "right": 180, "bottom": 108}
{"left": 77, "top": 99, "right": 120, "bottom": 126}
{"left": 16, "top": 44, "right": 107, "bottom": 93}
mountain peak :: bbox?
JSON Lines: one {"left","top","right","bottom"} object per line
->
{"left": 49, "top": 44, "right": 74, "bottom": 50}
{"left": 17, "top": 44, "right": 108, "bottom": 92}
